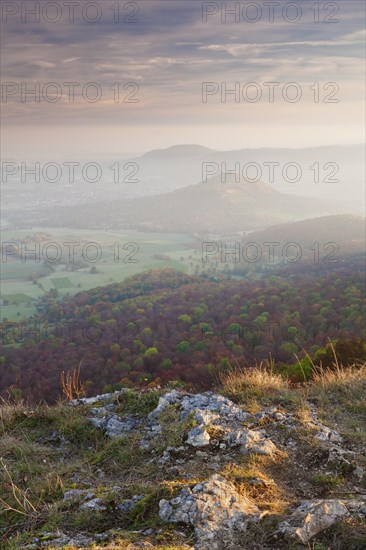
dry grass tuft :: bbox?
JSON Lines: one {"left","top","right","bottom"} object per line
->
{"left": 311, "top": 361, "right": 366, "bottom": 392}
{"left": 60, "top": 362, "right": 85, "bottom": 401}
{"left": 221, "top": 363, "right": 289, "bottom": 396}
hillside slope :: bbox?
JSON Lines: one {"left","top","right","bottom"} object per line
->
{"left": 91, "top": 174, "right": 338, "bottom": 234}
{"left": 21, "top": 174, "right": 338, "bottom": 233}
{"left": 2, "top": 263, "right": 365, "bottom": 402}
{"left": 1, "top": 365, "right": 365, "bottom": 549}
{"left": 233, "top": 215, "right": 366, "bottom": 264}
{"left": 246, "top": 215, "right": 365, "bottom": 250}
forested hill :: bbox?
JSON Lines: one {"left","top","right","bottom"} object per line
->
{"left": 1, "top": 259, "right": 365, "bottom": 403}
{"left": 57, "top": 269, "right": 200, "bottom": 306}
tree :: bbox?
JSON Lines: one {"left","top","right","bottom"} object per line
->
{"left": 144, "top": 347, "right": 158, "bottom": 357}
{"left": 279, "top": 342, "right": 298, "bottom": 361}
{"left": 315, "top": 338, "right": 366, "bottom": 368}
{"left": 177, "top": 341, "right": 190, "bottom": 352}
{"left": 161, "top": 358, "right": 172, "bottom": 370}
{"left": 110, "top": 343, "right": 121, "bottom": 354}
{"left": 287, "top": 326, "right": 298, "bottom": 339}
{"left": 178, "top": 314, "right": 192, "bottom": 324}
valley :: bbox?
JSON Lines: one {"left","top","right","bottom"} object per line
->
{"left": 0, "top": 228, "right": 198, "bottom": 321}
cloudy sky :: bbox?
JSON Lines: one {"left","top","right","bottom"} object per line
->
{"left": 1, "top": 0, "right": 365, "bottom": 156}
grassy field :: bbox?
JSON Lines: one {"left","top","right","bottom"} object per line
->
{"left": 51, "top": 277, "right": 74, "bottom": 289}
{"left": 0, "top": 228, "right": 198, "bottom": 321}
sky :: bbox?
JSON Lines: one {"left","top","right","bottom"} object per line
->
{"left": 1, "top": 0, "right": 365, "bottom": 156}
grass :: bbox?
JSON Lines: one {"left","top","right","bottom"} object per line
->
{"left": 114, "top": 390, "right": 160, "bottom": 417}
{"left": 1, "top": 293, "right": 35, "bottom": 304}
{"left": 220, "top": 360, "right": 366, "bottom": 497}
{"left": 221, "top": 456, "right": 289, "bottom": 514}
{"left": 0, "top": 388, "right": 193, "bottom": 546}
{"left": 310, "top": 361, "right": 366, "bottom": 399}
{"left": 152, "top": 405, "right": 197, "bottom": 457}
{"left": 312, "top": 473, "right": 344, "bottom": 489}
{"left": 220, "top": 362, "right": 305, "bottom": 413}
{"left": 222, "top": 363, "right": 289, "bottom": 396}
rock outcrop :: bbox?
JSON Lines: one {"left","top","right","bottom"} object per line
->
{"left": 63, "top": 389, "right": 366, "bottom": 548}
{"left": 147, "top": 391, "right": 278, "bottom": 456}
{"left": 159, "top": 474, "right": 260, "bottom": 550}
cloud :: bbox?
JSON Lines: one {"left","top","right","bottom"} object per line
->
{"left": 62, "top": 57, "right": 81, "bottom": 63}
{"left": 199, "top": 35, "right": 365, "bottom": 56}
{"left": 1, "top": 0, "right": 365, "bottom": 151}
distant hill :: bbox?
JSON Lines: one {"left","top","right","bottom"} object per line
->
{"left": 129, "top": 143, "right": 365, "bottom": 213}
{"left": 139, "top": 144, "right": 215, "bottom": 160}
{"left": 245, "top": 215, "right": 366, "bottom": 258}
{"left": 96, "top": 173, "right": 336, "bottom": 234}
{"left": 22, "top": 172, "right": 341, "bottom": 233}
{"left": 3, "top": 144, "right": 364, "bottom": 229}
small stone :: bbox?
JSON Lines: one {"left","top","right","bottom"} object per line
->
{"left": 353, "top": 465, "right": 364, "bottom": 481}
{"left": 106, "top": 415, "right": 137, "bottom": 437}
{"left": 117, "top": 495, "right": 144, "bottom": 514}
{"left": 241, "top": 438, "right": 277, "bottom": 456}
{"left": 187, "top": 427, "right": 211, "bottom": 447}
{"left": 80, "top": 497, "right": 107, "bottom": 511}
{"left": 63, "top": 489, "right": 94, "bottom": 501}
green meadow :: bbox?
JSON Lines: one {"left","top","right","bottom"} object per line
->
{"left": 0, "top": 228, "right": 198, "bottom": 321}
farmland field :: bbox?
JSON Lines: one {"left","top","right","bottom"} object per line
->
{"left": 51, "top": 277, "right": 74, "bottom": 289}
{"left": 0, "top": 228, "right": 199, "bottom": 320}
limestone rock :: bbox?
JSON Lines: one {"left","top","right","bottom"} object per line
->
{"left": 241, "top": 437, "right": 277, "bottom": 456}
{"left": 80, "top": 389, "right": 279, "bottom": 459}
{"left": 179, "top": 392, "right": 249, "bottom": 424}
{"left": 69, "top": 389, "right": 127, "bottom": 406}
{"left": 147, "top": 390, "right": 182, "bottom": 420}
{"left": 105, "top": 415, "right": 138, "bottom": 437}
{"left": 117, "top": 495, "right": 144, "bottom": 513}
{"left": 307, "top": 406, "right": 343, "bottom": 443}
{"left": 279, "top": 499, "right": 349, "bottom": 543}
{"left": 187, "top": 427, "right": 211, "bottom": 447}
{"left": 63, "top": 489, "right": 94, "bottom": 501}
{"left": 33, "top": 532, "right": 95, "bottom": 548}
{"left": 80, "top": 497, "right": 106, "bottom": 511}
{"left": 226, "top": 428, "right": 277, "bottom": 456}
{"left": 159, "top": 474, "right": 259, "bottom": 549}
